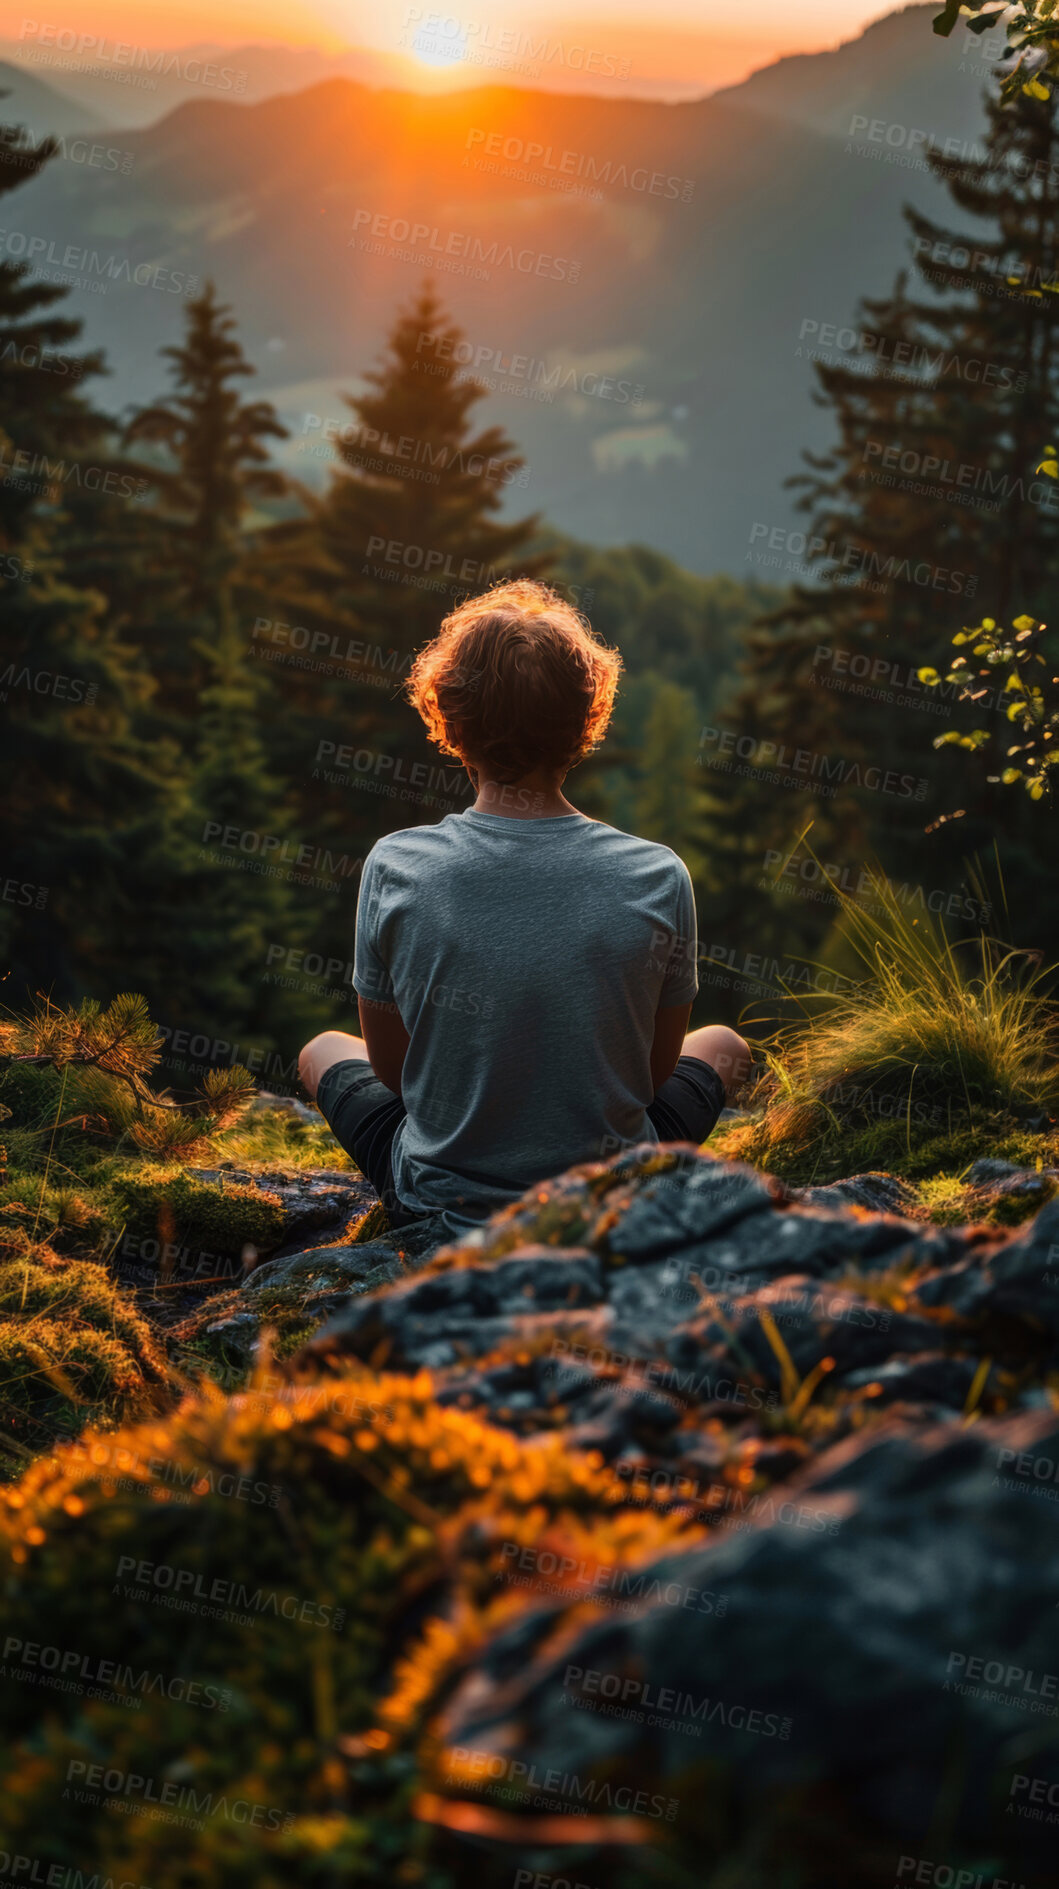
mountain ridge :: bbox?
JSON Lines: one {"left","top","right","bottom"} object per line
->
{"left": 2, "top": 7, "right": 995, "bottom": 573}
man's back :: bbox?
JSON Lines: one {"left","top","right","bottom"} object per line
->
{"left": 354, "top": 807, "right": 698, "bottom": 1225}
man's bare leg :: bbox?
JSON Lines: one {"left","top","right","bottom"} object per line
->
{"left": 298, "top": 1030, "right": 370, "bottom": 1102}
{"left": 681, "top": 1024, "right": 752, "bottom": 1102}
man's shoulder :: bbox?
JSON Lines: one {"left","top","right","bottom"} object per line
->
{"left": 366, "top": 817, "right": 462, "bottom": 871}
{"left": 588, "top": 822, "right": 691, "bottom": 881}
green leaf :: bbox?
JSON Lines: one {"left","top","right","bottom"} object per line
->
{"left": 1001, "top": 767, "right": 1024, "bottom": 784}
{"left": 1013, "top": 614, "right": 1039, "bottom": 631}
{"left": 917, "top": 667, "right": 940, "bottom": 685}
{"left": 932, "top": 0, "right": 964, "bottom": 35}
{"left": 1029, "top": 779, "right": 1047, "bottom": 800}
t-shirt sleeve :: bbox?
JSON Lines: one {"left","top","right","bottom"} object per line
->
{"left": 659, "top": 858, "right": 699, "bottom": 1006}
{"left": 352, "top": 847, "right": 395, "bottom": 1004}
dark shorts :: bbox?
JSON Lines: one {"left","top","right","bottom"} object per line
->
{"left": 315, "top": 1054, "right": 727, "bottom": 1229}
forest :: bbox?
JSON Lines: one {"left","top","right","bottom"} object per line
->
{"left": 4, "top": 58, "right": 1058, "bottom": 1089}
{"left": 3, "top": 7, "right": 1059, "bottom": 1882}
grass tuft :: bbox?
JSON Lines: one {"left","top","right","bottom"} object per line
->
{"left": 722, "top": 866, "right": 1059, "bottom": 1186}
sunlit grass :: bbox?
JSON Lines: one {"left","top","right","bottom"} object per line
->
{"left": 721, "top": 862, "right": 1059, "bottom": 1186}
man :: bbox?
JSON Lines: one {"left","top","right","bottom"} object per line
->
{"left": 299, "top": 578, "right": 750, "bottom": 1235}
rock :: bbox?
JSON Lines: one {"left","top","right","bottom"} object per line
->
{"left": 590, "top": 1158, "right": 787, "bottom": 1263}
{"left": 244, "top": 1240, "right": 404, "bottom": 1298}
{"left": 387, "top": 1213, "right": 450, "bottom": 1264}
{"left": 307, "top": 1247, "right": 605, "bottom": 1371}
{"left": 297, "top": 1149, "right": 1013, "bottom": 1397}
{"left": 840, "top": 1351, "right": 982, "bottom": 1409}
{"left": 914, "top": 1197, "right": 1059, "bottom": 1335}
{"left": 430, "top": 1411, "right": 1059, "bottom": 1869}
{"left": 964, "top": 1157, "right": 1029, "bottom": 1185}
{"left": 188, "top": 1165, "right": 375, "bottom": 1246}
{"left": 248, "top": 1090, "right": 319, "bottom": 1124}
{"left": 798, "top": 1171, "right": 918, "bottom": 1215}
{"left": 689, "top": 1276, "right": 940, "bottom": 1387}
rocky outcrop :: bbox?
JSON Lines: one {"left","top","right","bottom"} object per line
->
{"left": 287, "top": 1144, "right": 1059, "bottom": 1874}
{"left": 8, "top": 1109, "right": 1059, "bottom": 1885}
{"left": 428, "top": 1408, "right": 1059, "bottom": 1874}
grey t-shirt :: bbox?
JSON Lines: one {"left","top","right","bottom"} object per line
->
{"left": 353, "top": 808, "right": 699, "bottom": 1232}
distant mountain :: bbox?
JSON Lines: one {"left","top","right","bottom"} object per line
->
{"left": 0, "top": 25, "right": 702, "bottom": 133}
{"left": 712, "top": 2, "right": 996, "bottom": 146}
{"left": 1, "top": 9, "right": 999, "bottom": 575}
{"left": 0, "top": 58, "right": 110, "bottom": 136}
{"left": 0, "top": 40, "right": 410, "bottom": 130}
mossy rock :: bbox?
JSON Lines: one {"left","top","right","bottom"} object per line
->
{"left": 0, "top": 1242, "right": 167, "bottom": 1464}
{"left": 171, "top": 1241, "right": 405, "bottom": 1386}
{"left": 111, "top": 1169, "right": 287, "bottom": 1261}
{"left": 918, "top": 1170, "right": 1058, "bottom": 1229}
{"left": 0, "top": 1367, "right": 695, "bottom": 1886}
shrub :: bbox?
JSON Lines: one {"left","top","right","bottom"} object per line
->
{"left": 0, "top": 994, "right": 255, "bottom": 1161}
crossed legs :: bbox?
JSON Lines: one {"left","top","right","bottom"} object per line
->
{"left": 298, "top": 1022, "right": 752, "bottom": 1107}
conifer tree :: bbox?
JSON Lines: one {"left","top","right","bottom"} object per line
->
{"left": 262, "top": 283, "right": 553, "bottom": 874}
{"left": 716, "top": 84, "right": 1059, "bottom": 951}
{"left": 155, "top": 593, "right": 322, "bottom": 1055}
{"left": 0, "top": 122, "right": 179, "bottom": 1006}
{"left": 0, "top": 122, "right": 105, "bottom": 549}
{"left": 308, "top": 281, "right": 549, "bottom": 651}
{"left": 119, "top": 281, "right": 289, "bottom": 717}
{"left": 633, "top": 681, "right": 713, "bottom": 881}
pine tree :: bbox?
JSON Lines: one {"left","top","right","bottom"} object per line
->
{"left": 0, "top": 123, "right": 182, "bottom": 1006}
{"left": 633, "top": 681, "right": 714, "bottom": 881}
{"left": 119, "top": 281, "right": 289, "bottom": 718}
{"left": 262, "top": 282, "right": 554, "bottom": 873}
{"left": 0, "top": 123, "right": 105, "bottom": 549}
{"left": 161, "top": 594, "right": 322, "bottom": 1057}
{"left": 715, "top": 85, "right": 1059, "bottom": 952}
{"left": 305, "top": 281, "right": 550, "bottom": 649}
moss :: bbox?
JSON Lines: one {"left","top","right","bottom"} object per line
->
{"left": 0, "top": 1058, "right": 75, "bottom": 1141}
{"left": 111, "top": 1169, "right": 287, "bottom": 1259}
{"left": 0, "top": 1243, "right": 167, "bottom": 1456}
{"left": 712, "top": 1108, "right": 1059, "bottom": 1192}
{"left": 916, "top": 1171, "right": 1057, "bottom": 1229}
{"left": 0, "top": 1056, "right": 145, "bottom": 1158}
{"left": 215, "top": 1108, "right": 353, "bottom": 1174}
{"left": 0, "top": 1365, "right": 697, "bottom": 1885}
{"left": 914, "top": 1175, "right": 971, "bottom": 1225}
{"left": 348, "top": 1200, "right": 389, "bottom": 1243}
{"left": 0, "top": 1165, "right": 111, "bottom": 1251}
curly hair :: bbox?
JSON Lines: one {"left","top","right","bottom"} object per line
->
{"left": 406, "top": 578, "right": 622, "bottom": 784}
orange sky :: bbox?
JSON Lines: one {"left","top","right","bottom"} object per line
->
{"left": 2, "top": 0, "right": 899, "bottom": 92}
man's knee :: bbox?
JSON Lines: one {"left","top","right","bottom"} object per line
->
{"left": 683, "top": 1024, "right": 752, "bottom": 1098}
{"left": 298, "top": 1030, "right": 362, "bottom": 1098}
{"left": 298, "top": 1033, "right": 326, "bottom": 1097}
